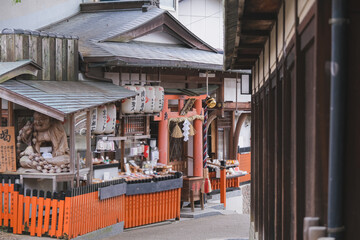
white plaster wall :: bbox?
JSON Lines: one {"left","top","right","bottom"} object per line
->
{"left": 239, "top": 115, "right": 251, "bottom": 148}
{"left": 178, "top": 0, "right": 223, "bottom": 50}
{"left": 264, "top": 39, "right": 269, "bottom": 80}
{"left": 270, "top": 26, "right": 276, "bottom": 72}
{"left": 160, "top": 0, "right": 179, "bottom": 18}
{"left": 259, "top": 51, "right": 264, "bottom": 87}
{"left": 134, "top": 32, "right": 183, "bottom": 44}
{"left": 254, "top": 60, "right": 258, "bottom": 92}
{"left": 1, "top": 99, "right": 8, "bottom": 109}
{"left": 0, "top": 0, "right": 82, "bottom": 30}
{"left": 298, "top": 0, "right": 315, "bottom": 23}
{"left": 285, "top": 0, "right": 295, "bottom": 46}
{"left": 224, "top": 78, "right": 251, "bottom": 103}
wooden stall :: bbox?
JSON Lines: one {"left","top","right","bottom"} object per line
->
{"left": 0, "top": 28, "right": 183, "bottom": 239}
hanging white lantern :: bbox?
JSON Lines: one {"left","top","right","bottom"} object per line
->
{"left": 121, "top": 85, "right": 136, "bottom": 114}
{"left": 93, "top": 105, "right": 107, "bottom": 134}
{"left": 153, "top": 86, "right": 164, "bottom": 112}
{"left": 90, "top": 108, "right": 97, "bottom": 133}
{"left": 104, "top": 104, "right": 116, "bottom": 134}
{"left": 135, "top": 86, "right": 146, "bottom": 113}
{"left": 144, "top": 86, "right": 155, "bottom": 113}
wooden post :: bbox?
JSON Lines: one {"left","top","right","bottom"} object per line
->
{"left": 69, "top": 114, "right": 75, "bottom": 188}
{"left": 0, "top": 98, "right": 2, "bottom": 126}
{"left": 7, "top": 101, "right": 13, "bottom": 127}
{"left": 86, "top": 110, "right": 92, "bottom": 183}
{"left": 193, "top": 99, "right": 203, "bottom": 177}
{"left": 220, "top": 162, "right": 226, "bottom": 209}
{"left": 158, "top": 97, "right": 169, "bottom": 164}
{"left": 121, "top": 117, "right": 125, "bottom": 172}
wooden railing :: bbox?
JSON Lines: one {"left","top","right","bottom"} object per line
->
{"left": 209, "top": 172, "right": 241, "bottom": 190}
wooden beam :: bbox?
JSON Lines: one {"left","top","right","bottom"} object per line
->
{"left": 237, "top": 54, "right": 260, "bottom": 60}
{"left": 224, "top": 102, "right": 251, "bottom": 110}
{"left": 242, "top": 30, "right": 270, "bottom": 36}
{"left": 238, "top": 43, "right": 264, "bottom": 49}
{"left": 242, "top": 12, "right": 277, "bottom": 21}
{"left": 106, "top": 15, "right": 163, "bottom": 42}
{"left": 164, "top": 14, "right": 215, "bottom": 52}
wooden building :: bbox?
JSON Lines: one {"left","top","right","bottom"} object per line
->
{"left": 224, "top": 0, "right": 360, "bottom": 239}
{"left": 42, "top": 0, "right": 251, "bottom": 177}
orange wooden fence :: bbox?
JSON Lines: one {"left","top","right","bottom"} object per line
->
{"left": 0, "top": 174, "right": 182, "bottom": 239}
{"left": 65, "top": 181, "right": 126, "bottom": 239}
{"left": 0, "top": 175, "right": 19, "bottom": 231}
{"left": 124, "top": 188, "right": 181, "bottom": 229}
{"left": 238, "top": 153, "right": 251, "bottom": 183}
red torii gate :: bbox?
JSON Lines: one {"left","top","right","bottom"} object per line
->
{"left": 154, "top": 94, "right": 206, "bottom": 177}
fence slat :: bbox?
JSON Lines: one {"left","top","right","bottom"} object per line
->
{"left": 10, "top": 183, "right": 17, "bottom": 230}
{"left": 36, "top": 191, "right": 44, "bottom": 237}
{"left": 43, "top": 192, "right": 52, "bottom": 235}
{"left": 29, "top": 190, "right": 38, "bottom": 236}
{"left": 3, "top": 183, "right": 9, "bottom": 226}
{"left": 23, "top": 189, "right": 31, "bottom": 232}
{"left": 49, "top": 194, "right": 58, "bottom": 237}
{"left": 16, "top": 188, "right": 24, "bottom": 234}
{"left": 56, "top": 194, "right": 65, "bottom": 238}
{"left": 0, "top": 182, "right": 3, "bottom": 225}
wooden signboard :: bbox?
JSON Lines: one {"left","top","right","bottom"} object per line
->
{"left": 0, "top": 127, "right": 16, "bottom": 172}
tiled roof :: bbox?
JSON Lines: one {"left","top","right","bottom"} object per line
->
{"left": 0, "top": 80, "right": 136, "bottom": 121}
{"left": 41, "top": 6, "right": 223, "bottom": 70}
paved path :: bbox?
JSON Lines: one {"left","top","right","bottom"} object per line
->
{"left": 104, "top": 213, "right": 250, "bottom": 240}
{"left": 6, "top": 188, "right": 249, "bottom": 240}
{"left": 103, "top": 189, "right": 250, "bottom": 240}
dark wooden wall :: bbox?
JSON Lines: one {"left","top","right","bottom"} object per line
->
{"left": 0, "top": 31, "right": 78, "bottom": 81}
{"left": 251, "top": 1, "right": 334, "bottom": 239}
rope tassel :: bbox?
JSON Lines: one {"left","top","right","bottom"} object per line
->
{"left": 171, "top": 123, "right": 183, "bottom": 138}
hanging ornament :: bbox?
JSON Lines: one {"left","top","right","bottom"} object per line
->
{"left": 171, "top": 123, "right": 183, "bottom": 138}
{"left": 205, "top": 96, "right": 216, "bottom": 108}
{"left": 182, "top": 119, "right": 191, "bottom": 142}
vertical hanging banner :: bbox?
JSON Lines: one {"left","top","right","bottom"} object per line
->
{"left": 0, "top": 126, "right": 16, "bottom": 172}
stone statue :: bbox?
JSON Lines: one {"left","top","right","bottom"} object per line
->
{"left": 17, "top": 112, "right": 70, "bottom": 173}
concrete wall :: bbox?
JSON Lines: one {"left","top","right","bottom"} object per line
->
{"left": 0, "top": 0, "right": 82, "bottom": 30}
{"left": 178, "top": 0, "right": 223, "bottom": 51}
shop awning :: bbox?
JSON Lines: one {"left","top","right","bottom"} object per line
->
{"left": 0, "top": 80, "right": 136, "bottom": 121}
